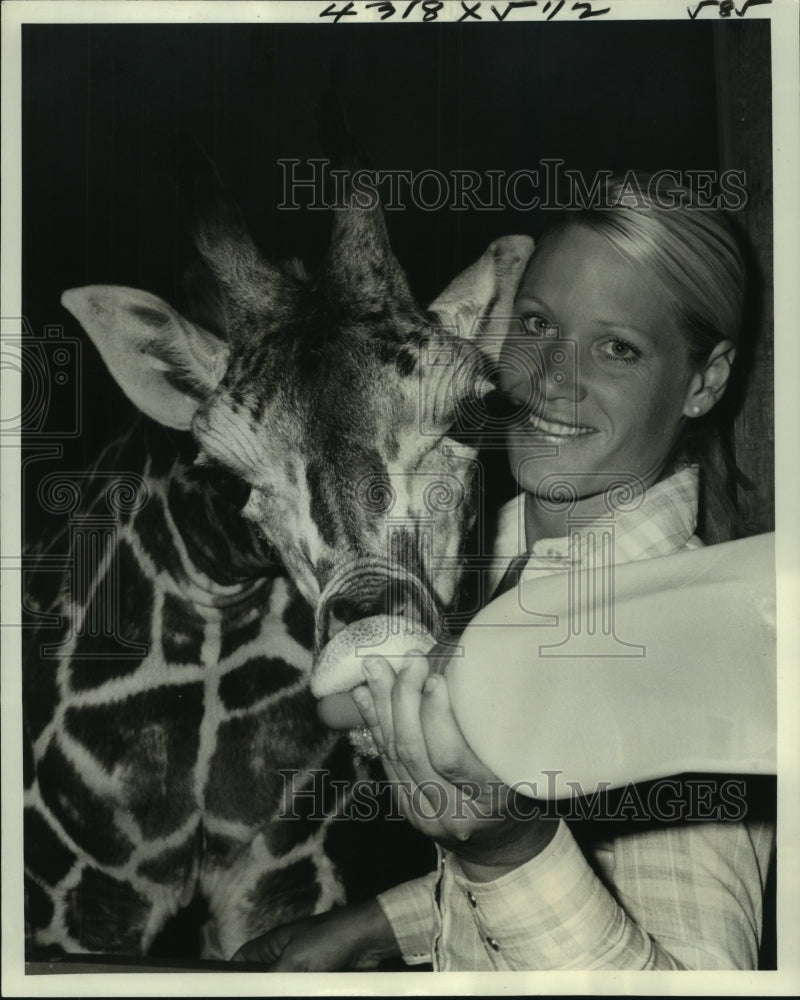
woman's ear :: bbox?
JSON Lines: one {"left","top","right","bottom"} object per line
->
{"left": 683, "top": 340, "right": 736, "bottom": 418}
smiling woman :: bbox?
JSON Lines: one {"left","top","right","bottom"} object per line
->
{"left": 500, "top": 174, "right": 744, "bottom": 545}
{"left": 235, "top": 175, "right": 776, "bottom": 972}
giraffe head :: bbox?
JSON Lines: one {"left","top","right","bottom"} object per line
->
{"left": 62, "top": 193, "right": 532, "bottom": 645}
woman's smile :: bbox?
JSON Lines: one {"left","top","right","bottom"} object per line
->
{"left": 524, "top": 410, "right": 599, "bottom": 439}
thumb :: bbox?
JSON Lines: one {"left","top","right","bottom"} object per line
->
{"left": 231, "top": 925, "right": 293, "bottom": 966}
{"left": 420, "top": 672, "right": 494, "bottom": 784}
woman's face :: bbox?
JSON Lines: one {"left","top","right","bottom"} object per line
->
{"left": 499, "top": 223, "right": 699, "bottom": 499}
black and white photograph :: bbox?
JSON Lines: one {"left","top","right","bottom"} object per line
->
{"left": 2, "top": 0, "right": 799, "bottom": 995}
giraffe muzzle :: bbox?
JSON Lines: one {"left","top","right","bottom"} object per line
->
{"left": 313, "top": 557, "right": 442, "bottom": 654}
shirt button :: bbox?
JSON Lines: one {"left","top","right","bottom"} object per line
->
{"left": 487, "top": 936, "right": 500, "bottom": 951}
{"left": 467, "top": 891, "right": 477, "bottom": 908}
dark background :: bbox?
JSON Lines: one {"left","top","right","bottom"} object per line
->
{"left": 22, "top": 20, "right": 725, "bottom": 468}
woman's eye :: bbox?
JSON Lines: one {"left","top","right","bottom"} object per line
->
{"left": 522, "top": 314, "right": 554, "bottom": 337}
{"left": 600, "top": 338, "right": 641, "bottom": 364}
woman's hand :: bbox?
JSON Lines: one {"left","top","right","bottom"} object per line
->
{"left": 230, "top": 899, "right": 400, "bottom": 971}
{"left": 353, "top": 653, "right": 558, "bottom": 881}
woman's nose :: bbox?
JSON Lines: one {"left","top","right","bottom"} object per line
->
{"left": 542, "top": 339, "right": 585, "bottom": 402}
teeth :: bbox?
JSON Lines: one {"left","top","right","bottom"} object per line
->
{"left": 527, "top": 413, "right": 595, "bottom": 437}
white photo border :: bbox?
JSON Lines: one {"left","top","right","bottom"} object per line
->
{"left": 2, "top": 1, "right": 798, "bottom": 996}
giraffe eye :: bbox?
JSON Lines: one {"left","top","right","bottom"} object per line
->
{"left": 195, "top": 460, "right": 251, "bottom": 511}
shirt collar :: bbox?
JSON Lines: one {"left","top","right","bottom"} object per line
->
{"left": 531, "top": 465, "right": 701, "bottom": 564}
{"left": 494, "top": 466, "right": 701, "bottom": 570}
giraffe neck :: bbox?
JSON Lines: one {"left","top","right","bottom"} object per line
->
{"left": 131, "top": 421, "right": 281, "bottom": 605}
{"left": 25, "top": 424, "right": 433, "bottom": 959}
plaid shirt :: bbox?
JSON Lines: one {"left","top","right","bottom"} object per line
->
{"left": 377, "top": 468, "right": 775, "bottom": 970}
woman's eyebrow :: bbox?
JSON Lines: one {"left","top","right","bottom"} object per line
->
{"left": 514, "top": 295, "right": 554, "bottom": 314}
{"left": 595, "top": 319, "right": 653, "bottom": 343}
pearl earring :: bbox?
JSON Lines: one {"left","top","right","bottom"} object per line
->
{"left": 691, "top": 405, "right": 701, "bottom": 415}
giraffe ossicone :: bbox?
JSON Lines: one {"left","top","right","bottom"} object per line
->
{"left": 26, "top": 174, "right": 533, "bottom": 960}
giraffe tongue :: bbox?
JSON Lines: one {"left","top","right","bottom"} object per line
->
{"left": 310, "top": 613, "right": 436, "bottom": 700}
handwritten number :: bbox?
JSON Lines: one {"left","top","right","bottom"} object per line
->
{"left": 319, "top": 1, "right": 357, "bottom": 21}
{"left": 365, "top": 1, "right": 396, "bottom": 18}
{"left": 361, "top": 0, "right": 442, "bottom": 18}
{"left": 318, "top": 0, "right": 616, "bottom": 20}
{"left": 419, "top": 0, "right": 444, "bottom": 19}
{"left": 571, "top": 1, "right": 610, "bottom": 17}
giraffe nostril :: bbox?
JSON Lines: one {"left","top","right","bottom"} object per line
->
{"left": 327, "top": 597, "right": 362, "bottom": 639}
{"left": 314, "top": 558, "right": 443, "bottom": 652}
{"left": 324, "top": 581, "right": 429, "bottom": 644}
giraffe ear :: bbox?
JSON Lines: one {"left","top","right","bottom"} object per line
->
{"left": 428, "top": 235, "right": 534, "bottom": 362}
{"left": 62, "top": 285, "right": 229, "bottom": 430}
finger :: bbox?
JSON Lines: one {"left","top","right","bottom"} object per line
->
{"left": 420, "top": 672, "right": 496, "bottom": 785}
{"left": 362, "top": 656, "right": 401, "bottom": 759}
{"left": 351, "top": 684, "right": 384, "bottom": 755}
{"left": 352, "top": 683, "right": 417, "bottom": 793}
{"left": 389, "top": 656, "right": 473, "bottom": 828}
{"left": 411, "top": 674, "right": 503, "bottom": 840}
{"left": 390, "top": 654, "right": 437, "bottom": 779}
{"left": 377, "top": 748, "right": 416, "bottom": 814}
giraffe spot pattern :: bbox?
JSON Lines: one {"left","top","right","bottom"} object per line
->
{"left": 205, "top": 688, "right": 332, "bottom": 827}
{"left": 207, "top": 488, "right": 260, "bottom": 562}
{"left": 218, "top": 655, "right": 302, "bottom": 712}
{"left": 65, "top": 867, "right": 151, "bottom": 952}
{"left": 265, "top": 735, "right": 357, "bottom": 858}
{"left": 37, "top": 742, "right": 135, "bottom": 866}
{"left": 22, "top": 560, "right": 68, "bottom": 631}
{"left": 22, "top": 642, "right": 60, "bottom": 741}
{"left": 246, "top": 857, "right": 321, "bottom": 938}
{"left": 168, "top": 477, "right": 257, "bottom": 586}
{"left": 395, "top": 347, "right": 417, "bottom": 376}
{"left": 64, "top": 684, "right": 204, "bottom": 840}
{"left": 23, "top": 726, "right": 35, "bottom": 789}
{"left": 218, "top": 613, "right": 264, "bottom": 661}
{"left": 281, "top": 587, "right": 315, "bottom": 651}
{"left": 24, "top": 808, "right": 77, "bottom": 886}
{"left": 25, "top": 877, "right": 54, "bottom": 938}
{"left": 305, "top": 460, "right": 338, "bottom": 549}
{"left": 133, "top": 492, "right": 187, "bottom": 584}
{"left": 203, "top": 831, "right": 247, "bottom": 869}
{"left": 161, "top": 591, "right": 206, "bottom": 665}
{"left": 70, "top": 539, "right": 152, "bottom": 687}
{"left": 137, "top": 828, "right": 201, "bottom": 886}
